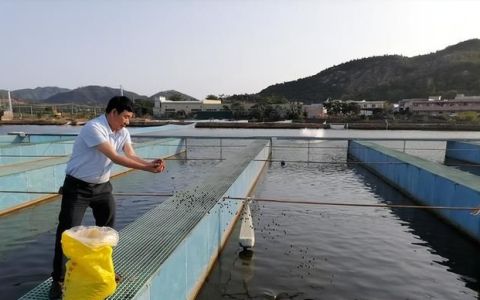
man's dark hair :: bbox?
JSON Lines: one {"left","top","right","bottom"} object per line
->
{"left": 105, "top": 96, "right": 134, "bottom": 113}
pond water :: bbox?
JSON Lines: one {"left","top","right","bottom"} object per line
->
{"left": 0, "top": 125, "right": 479, "bottom": 300}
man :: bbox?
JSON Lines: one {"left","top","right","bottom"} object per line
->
{"left": 49, "top": 96, "right": 165, "bottom": 299}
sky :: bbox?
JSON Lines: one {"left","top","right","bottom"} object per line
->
{"left": 1, "top": 0, "right": 479, "bottom": 100}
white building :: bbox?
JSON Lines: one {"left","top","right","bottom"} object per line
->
{"left": 153, "top": 96, "right": 225, "bottom": 118}
{"left": 453, "top": 94, "right": 480, "bottom": 101}
{"left": 346, "top": 100, "right": 386, "bottom": 116}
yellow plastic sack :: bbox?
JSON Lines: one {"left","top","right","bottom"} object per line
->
{"left": 61, "top": 226, "right": 119, "bottom": 300}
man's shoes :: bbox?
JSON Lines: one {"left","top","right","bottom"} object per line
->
{"left": 48, "top": 281, "right": 63, "bottom": 300}
{"left": 115, "top": 273, "right": 122, "bottom": 283}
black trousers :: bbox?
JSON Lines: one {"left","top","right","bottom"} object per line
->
{"left": 51, "top": 175, "right": 115, "bottom": 282}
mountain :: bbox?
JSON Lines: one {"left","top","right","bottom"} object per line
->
{"left": 45, "top": 85, "right": 148, "bottom": 105}
{"left": 0, "top": 90, "right": 8, "bottom": 99}
{"left": 259, "top": 39, "right": 480, "bottom": 103}
{"left": 13, "top": 87, "right": 70, "bottom": 101}
{"left": 0, "top": 87, "right": 69, "bottom": 101}
{"left": 149, "top": 90, "right": 199, "bottom": 101}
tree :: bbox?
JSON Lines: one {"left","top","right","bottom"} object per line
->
{"left": 265, "top": 95, "right": 288, "bottom": 104}
{"left": 248, "top": 104, "right": 263, "bottom": 121}
{"left": 455, "top": 111, "right": 479, "bottom": 122}
{"left": 206, "top": 94, "right": 219, "bottom": 100}
{"left": 133, "top": 99, "right": 153, "bottom": 117}
{"left": 324, "top": 101, "right": 360, "bottom": 116}
{"left": 168, "top": 94, "right": 182, "bottom": 101}
{"left": 286, "top": 102, "right": 304, "bottom": 120}
{"left": 323, "top": 100, "right": 343, "bottom": 115}
{"left": 268, "top": 105, "right": 283, "bottom": 121}
{"left": 371, "top": 108, "right": 385, "bottom": 118}
{"left": 344, "top": 102, "right": 360, "bottom": 115}
{"left": 230, "top": 101, "right": 246, "bottom": 119}
{"left": 249, "top": 103, "right": 270, "bottom": 121}
{"left": 444, "top": 90, "right": 459, "bottom": 99}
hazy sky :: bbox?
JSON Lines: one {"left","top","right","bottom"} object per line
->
{"left": 1, "top": 0, "right": 479, "bottom": 99}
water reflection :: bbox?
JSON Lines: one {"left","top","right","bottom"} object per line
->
{"left": 444, "top": 157, "right": 480, "bottom": 176}
{"left": 350, "top": 163, "right": 480, "bottom": 296}
{"left": 198, "top": 153, "right": 479, "bottom": 300}
{"left": 238, "top": 249, "right": 255, "bottom": 284}
{"left": 0, "top": 198, "right": 60, "bottom": 262}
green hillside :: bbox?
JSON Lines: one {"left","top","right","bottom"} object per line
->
{"left": 149, "top": 90, "right": 199, "bottom": 101}
{"left": 13, "top": 87, "right": 70, "bottom": 101}
{"left": 45, "top": 85, "right": 147, "bottom": 105}
{"left": 0, "top": 87, "right": 69, "bottom": 101}
{"left": 259, "top": 39, "right": 480, "bottom": 103}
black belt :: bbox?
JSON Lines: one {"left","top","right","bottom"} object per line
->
{"left": 65, "top": 175, "right": 104, "bottom": 187}
{"left": 59, "top": 175, "right": 110, "bottom": 195}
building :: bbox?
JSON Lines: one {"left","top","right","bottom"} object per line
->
{"left": 153, "top": 96, "right": 225, "bottom": 118}
{"left": 346, "top": 100, "right": 386, "bottom": 116}
{"left": 453, "top": 94, "right": 480, "bottom": 101}
{"left": 398, "top": 94, "right": 480, "bottom": 115}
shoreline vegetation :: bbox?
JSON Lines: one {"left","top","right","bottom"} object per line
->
{"left": 195, "top": 122, "right": 480, "bottom": 130}
{"left": 1, "top": 118, "right": 480, "bottom": 130}
{"left": 0, "top": 119, "right": 193, "bottom": 127}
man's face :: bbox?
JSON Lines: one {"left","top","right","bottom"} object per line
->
{"left": 110, "top": 109, "right": 133, "bottom": 131}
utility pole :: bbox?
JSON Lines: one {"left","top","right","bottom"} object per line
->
{"left": 7, "top": 90, "right": 12, "bottom": 112}
{"left": 1, "top": 90, "right": 14, "bottom": 120}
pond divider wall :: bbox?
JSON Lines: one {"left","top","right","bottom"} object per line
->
{"left": 348, "top": 140, "right": 480, "bottom": 243}
{"left": 445, "top": 141, "right": 480, "bottom": 164}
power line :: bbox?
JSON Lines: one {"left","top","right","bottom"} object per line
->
{"left": 224, "top": 196, "right": 480, "bottom": 215}
{"left": 0, "top": 190, "right": 173, "bottom": 197}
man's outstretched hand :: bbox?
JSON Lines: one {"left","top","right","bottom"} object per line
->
{"left": 153, "top": 159, "right": 166, "bottom": 173}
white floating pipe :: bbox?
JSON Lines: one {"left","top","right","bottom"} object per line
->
{"left": 239, "top": 197, "right": 255, "bottom": 249}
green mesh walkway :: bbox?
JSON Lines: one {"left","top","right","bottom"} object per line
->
{"left": 19, "top": 139, "right": 268, "bottom": 300}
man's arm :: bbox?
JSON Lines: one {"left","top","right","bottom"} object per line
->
{"left": 123, "top": 142, "right": 150, "bottom": 164}
{"left": 97, "top": 141, "right": 161, "bottom": 173}
{"left": 123, "top": 142, "right": 166, "bottom": 172}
